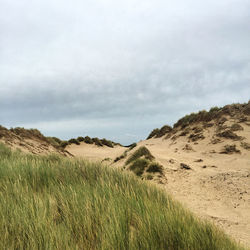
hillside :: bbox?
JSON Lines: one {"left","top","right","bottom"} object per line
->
{"left": 1, "top": 101, "right": 249, "bottom": 246}
{"left": 0, "top": 126, "right": 122, "bottom": 159}
{"left": 0, "top": 126, "right": 70, "bottom": 156}
{"left": 113, "top": 101, "right": 250, "bottom": 246}
{"left": 0, "top": 143, "right": 244, "bottom": 249}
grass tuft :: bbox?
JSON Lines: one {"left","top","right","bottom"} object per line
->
{"left": 126, "top": 146, "right": 154, "bottom": 165}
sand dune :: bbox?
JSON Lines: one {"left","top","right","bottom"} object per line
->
{"left": 1, "top": 102, "right": 249, "bottom": 246}
{"left": 66, "top": 142, "right": 126, "bottom": 162}
{"left": 113, "top": 113, "right": 250, "bottom": 246}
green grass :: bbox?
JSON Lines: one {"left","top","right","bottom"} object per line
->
{"left": 0, "top": 143, "right": 245, "bottom": 250}
{"left": 126, "top": 146, "right": 155, "bottom": 165}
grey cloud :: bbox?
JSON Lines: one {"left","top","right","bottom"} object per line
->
{"left": 0, "top": 0, "right": 249, "bottom": 144}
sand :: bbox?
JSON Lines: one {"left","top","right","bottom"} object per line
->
{"left": 66, "top": 142, "right": 126, "bottom": 163}
{"left": 134, "top": 120, "right": 250, "bottom": 246}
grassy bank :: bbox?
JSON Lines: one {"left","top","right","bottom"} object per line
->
{"left": 0, "top": 143, "right": 244, "bottom": 249}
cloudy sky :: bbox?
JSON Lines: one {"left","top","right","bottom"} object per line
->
{"left": 0, "top": 0, "right": 249, "bottom": 144}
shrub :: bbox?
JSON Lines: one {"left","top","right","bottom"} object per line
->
{"left": 128, "top": 143, "right": 137, "bottom": 150}
{"left": 92, "top": 137, "right": 103, "bottom": 146}
{"left": 83, "top": 136, "right": 93, "bottom": 144}
{"left": 129, "top": 158, "right": 150, "bottom": 176}
{"left": 77, "top": 136, "right": 85, "bottom": 142}
{"left": 101, "top": 138, "right": 114, "bottom": 148}
{"left": 216, "top": 130, "right": 242, "bottom": 140}
{"left": 220, "top": 145, "right": 241, "bottom": 154}
{"left": 240, "top": 142, "right": 250, "bottom": 150}
{"left": 46, "top": 137, "right": 62, "bottom": 148}
{"left": 126, "top": 146, "right": 154, "bottom": 165}
{"left": 114, "top": 155, "right": 125, "bottom": 162}
{"left": 147, "top": 125, "right": 172, "bottom": 139}
{"left": 147, "top": 128, "right": 160, "bottom": 139}
{"left": 209, "top": 106, "right": 221, "bottom": 113}
{"left": 145, "top": 174, "right": 154, "bottom": 180}
{"left": 146, "top": 162, "right": 163, "bottom": 174}
{"left": 230, "top": 124, "right": 243, "bottom": 131}
{"left": 155, "top": 125, "right": 172, "bottom": 138}
{"left": 60, "top": 141, "right": 69, "bottom": 148}
{"left": 68, "top": 138, "right": 80, "bottom": 145}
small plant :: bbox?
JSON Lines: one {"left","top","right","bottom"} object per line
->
{"left": 83, "top": 136, "right": 93, "bottom": 144}
{"left": 46, "top": 137, "right": 62, "bottom": 148}
{"left": 216, "top": 130, "right": 242, "bottom": 141}
{"left": 230, "top": 123, "right": 243, "bottom": 131}
{"left": 128, "top": 143, "right": 137, "bottom": 150}
{"left": 240, "top": 142, "right": 250, "bottom": 150}
{"left": 209, "top": 106, "right": 220, "bottom": 113}
{"left": 147, "top": 125, "right": 172, "bottom": 139}
{"left": 147, "top": 128, "right": 160, "bottom": 139}
{"left": 77, "top": 136, "right": 85, "bottom": 142}
{"left": 129, "top": 158, "right": 150, "bottom": 176}
{"left": 220, "top": 144, "right": 241, "bottom": 154}
{"left": 126, "top": 146, "right": 154, "bottom": 165}
{"left": 146, "top": 162, "right": 163, "bottom": 174}
{"left": 114, "top": 154, "right": 126, "bottom": 162}
{"left": 155, "top": 125, "right": 172, "bottom": 138}
{"left": 101, "top": 138, "right": 114, "bottom": 148}
{"left": 60, "top": 141, "right": 69, "bottom": 148}
{"left": 92, "top": 137, "right": 103, "bottom": 146}
{"left": 146, "top": 174, "right": 154, "bottom": 180}
{"left": 68, "top": 138, "right": 80, "bottom": 145}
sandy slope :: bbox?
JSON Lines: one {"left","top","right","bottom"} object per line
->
{"left": 0, "top": 127, "right": 68, "bottom": 156}
{"left": 66, "top": 142, "right": 126, "bottom": 162}
{"left": 135, "top": 120, "right": 250, "bottom": 246}
{"left": 66, "top": 117, "right": 250, "bottom": 245}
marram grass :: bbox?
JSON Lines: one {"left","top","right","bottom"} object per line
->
{"left": 0, "top": 143, "right": 245, "bottom": 250}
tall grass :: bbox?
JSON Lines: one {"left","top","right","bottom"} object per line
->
{"left": 0, "top": 143, "right": 245, "bottom": 250}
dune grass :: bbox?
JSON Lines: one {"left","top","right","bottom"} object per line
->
{"left": 0, "top": 143, "right": 245, "bottom": 250}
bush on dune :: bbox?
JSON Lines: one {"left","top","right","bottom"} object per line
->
{"left": 126, "top": 146, "right": 155, "bottom": 165}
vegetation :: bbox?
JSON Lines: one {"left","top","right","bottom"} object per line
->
{"left": 46, "top": 136, "right": 63, "bottom": 148}
{"left": 0, "top": 143, "right": 243, "bottom": 250}
{"left": 216, "top": 130, "right": 242, "bottom": 141}
{"left": 147, "top": 128, "right": 160, "bottom": 139}
{"left": 114, "top": 143, "right": 137, "bottom": 163}
{"left": 60, "top": 141, "right": 69, "bottom": 148}
{"left": 128, "top": 158, "right": 150, "bottom": 176}
{"left": 220, "top": 144, "right": 241, "bottom": 154}
{"left": 65, "top": 135, "right": 117, "bottom": 148}
{"left": 10, "top": 127, "right": 46, "bottom": 140}
{"left": 147, "top": 125, "right": 172, "bottom": 139}
{"left": 129, "top": 159, "right": 164, "bottom": 177}
{"left": 126, "top": 146, "right": 155, "bottom": 165}
{"left": 146, "top": 162, "right": 164, "bottom": 174}
{"left": 83, "top": 136, "right": 93, "bottom": 144}
{"left": 101, "top": 138, "right": 114, "bottom": 148}
{"left": 68, "top": 138, "right": 80, "bottom": 145}
{"left": 77, "top": 136, "right": 85, "bottom": 142}
{"left": 92, "top": 137, "right": 103, "bottom": 146}
{"left": 125, "top": 147, "right": 163, "bottom": 178}
{"left": 128, "top": 142, "right": 137, "bottom": 150}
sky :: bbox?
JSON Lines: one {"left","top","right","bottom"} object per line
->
{"left": 0, "top": 0, "right": 249, "bottom": 145}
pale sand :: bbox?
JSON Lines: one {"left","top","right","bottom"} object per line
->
{"left": 135, "top": 121, "right": 250, "bottom": 246}
{"left": 66, "top": 142, "right": 126, "bottom": 162}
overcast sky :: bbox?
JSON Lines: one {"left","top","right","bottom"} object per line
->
{"left": 0, "top": 0, "right": 249, "bottom": 144}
